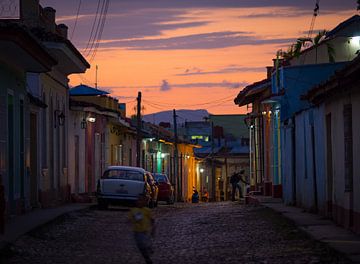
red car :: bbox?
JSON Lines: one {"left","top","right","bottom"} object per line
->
{"left": 153, "top": 173, "right": 175, "bottom": 204}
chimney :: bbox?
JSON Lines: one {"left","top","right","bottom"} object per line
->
{"left": 20, "top": 0, "right": 40, "bottom": 26}
{"left": 57, "top": 24, "right": 68, "bottom": 39}
{"left": 266, "top": 66, "right": 273, "bottom": 79}
{"left": 42, "top": 7, "right": 56, "bottom": 33}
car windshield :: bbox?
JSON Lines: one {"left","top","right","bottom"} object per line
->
{"left": 154, "top": 174, "right": 168, "bottom": 183}
{"left": 103, "top": 170, "right": 144, "bottom": 181}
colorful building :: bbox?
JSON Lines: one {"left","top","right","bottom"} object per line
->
{"left": 305, "top": 55, "right": 360, "bottom": 234}
{"left": 68, "top": 85, "right": 125, "bottom": 197}
{"left": 0, "top": 22, "right": 56, "bottom": 214}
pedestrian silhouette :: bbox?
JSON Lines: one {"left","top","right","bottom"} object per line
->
{"left": 230, "top": 170, "right": 248, "bottom": 201}
{"left": 129, "top": 194, "right": 155, "bottom": 264}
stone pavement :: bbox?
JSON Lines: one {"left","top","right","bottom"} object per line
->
{"left": 0, "top": 203, "right": 94, "bottom": 251}
{"left": 0, "top": 202, "right": 352, "bottom": 263}
{"left": 254, "top": 196, "right": 360, "bottom": 263}
{"left": 0, "top": 200, "right": 358, "bottom": 263}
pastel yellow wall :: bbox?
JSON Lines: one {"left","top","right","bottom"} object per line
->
{"left": 178, "top": 143, "right": 197, "bottom": 201}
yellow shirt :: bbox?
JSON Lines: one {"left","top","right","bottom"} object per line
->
{"left": 129, "top": 207, "right": 152, "bottom": 233}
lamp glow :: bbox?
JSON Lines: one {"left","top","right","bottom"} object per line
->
{"left": 87, "top": 117, "right": 96, "bottom": 123}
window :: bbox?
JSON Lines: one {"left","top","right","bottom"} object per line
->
{"left": 103, "top": 170, "right": 144, "bottom": 181}
{"left": 343, "top": 104, "right": 353, "bottom": 192}
{"left": 154, "top": 173, "right": 169, "bottom": 183}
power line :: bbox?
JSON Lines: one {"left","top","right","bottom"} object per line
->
{"left": 308, "top": 0, "right": 320, "bottom": 38}
{"left": 142, "top": 94, "right": 238, "bottom": 108}
{"left": 86, "top": 0, "right": 107, "bottom": 57}
{"left": 143, "top": 98, "right": 236, "bottom": 113}
{"left": 70, "top": 0, "right": 82, "bottom": 40}
{"left": 84, "top": 0, "right": 101, "bottom": 53}
{"left": 89, "top": 0, "right": 110, "bottom": 62}
{"left": 77, "top": 74, "right": 91, "bottom": 85}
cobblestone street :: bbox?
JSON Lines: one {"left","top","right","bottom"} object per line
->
{"left": 1, "top": 202, "right": 350, "bottom": 264}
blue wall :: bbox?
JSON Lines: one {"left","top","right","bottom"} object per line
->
{"left": 272, "top": 62, "right": 348, "bottom": 121}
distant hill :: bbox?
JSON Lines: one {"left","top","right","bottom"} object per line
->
{"left": 143, "top": 109, "right": 209, "bottom": 125}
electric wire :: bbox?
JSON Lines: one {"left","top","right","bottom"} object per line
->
{"left": 89, "top": 0, "right": 110, "bottom": 62}
{"left": 144, "top": 94, "right": 236, "bottom": 107}
{"left": 83, "top": 0, "right": 101, "bottom": 53}
{"left": 143, "top": 98, "right": 236, "bottom": 113}
{"left": 78, "top": 74, "right": 91, "bottom": 85}
{"left": 120, "top": 98, "right": 137, "bottom": 104}
{"left": 70, "top": 0, "right": 82, "bottom": 40}
{"left": 142, "top": 94, "right": 238, "bottom": 108}
{"left": 308, "top": 0, "right": 320, "bottom": 39}
{"left": 85, "top": 0, "right": 106, "bottom": 57}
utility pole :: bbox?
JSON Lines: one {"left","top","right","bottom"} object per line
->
{"left": 173, "top": 109, "right": 179, "bottom": 201}
{"left": 136, "top": 91, "right": 142, "bottom": 167}
{"left": 95, "top": 65, "right": 98, "bottom": 89}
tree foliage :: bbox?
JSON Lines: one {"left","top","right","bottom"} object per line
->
{"left": 278, "top": 30, "right": 335, "bottom": 63}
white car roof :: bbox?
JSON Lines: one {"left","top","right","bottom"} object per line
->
{"left": 106, "top": 166, "right": 145, "bottom": 173}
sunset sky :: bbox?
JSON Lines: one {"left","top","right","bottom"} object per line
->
{"left": 41, "top": 0, "right": 356, "bottom": 116}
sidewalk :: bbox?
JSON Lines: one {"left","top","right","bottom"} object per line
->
{"left": 0, "top": 203, "right": 94, "bottom": 251}
{"left": 254, "top": 196, "right": 360, "bottom": 263}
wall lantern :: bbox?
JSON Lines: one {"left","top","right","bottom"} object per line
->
{"left": 87, "top": 117, "right": 96, "bottom": 123}
{"left": 81, "top": 118, "right": 87, "bottom": 129}
{"left": 200, "top": 168, "right": 204, "bottom": 173}
{"left": 161, "top": 153, "right": 166, "bottom": 158}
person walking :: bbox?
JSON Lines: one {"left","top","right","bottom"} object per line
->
{"left": 201, "top": 187, "right": 209, "bottom": 202}
{"left": 230, "top": 170, "right": 248, "bottom": 201}
{"left": 129, "top": 194, "right": 155, "bottom": 264}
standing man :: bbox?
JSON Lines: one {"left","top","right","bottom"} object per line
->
{"left": 230, "top": 172, "right": 240, "bottom": 201}
{"left": 230, "top": 170, "right": 248, "bottom": 201}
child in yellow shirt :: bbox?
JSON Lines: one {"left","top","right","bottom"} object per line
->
{"left": 129, "top": 194, "right": 155, "bottom": 264}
